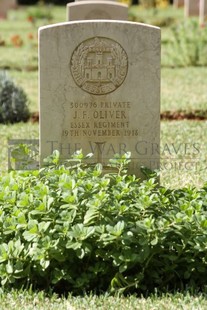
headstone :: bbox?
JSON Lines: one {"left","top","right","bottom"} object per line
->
{"left": 173, "top": 0, "right": 184, "bottom": 7}
{"left": 67, "top": 1, "right": 128, "bottom": 21}
{"left": 184, "top": 0, "right": 200, "bottom": 16}
{"left": 0, "top": 0, "right": 17, "bottom": 19}
{"left": 199, "top": 0, "right": 207, "bottom": 25}
{"left": 39, "top": 20, "right": 160, "bottom": 178}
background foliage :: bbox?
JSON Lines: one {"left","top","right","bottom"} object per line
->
{"left": 0, "top": 72, "right": 30, "bottom": 124}
{"left": 165, "top": 19, "right": 207, "bottom": 67}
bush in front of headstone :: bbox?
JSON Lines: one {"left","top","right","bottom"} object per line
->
{"left": 0, "top": 152, "right": 207, "bottom": 295}
{"left": 0, "top": 72, "right": 30, "bottom": 123}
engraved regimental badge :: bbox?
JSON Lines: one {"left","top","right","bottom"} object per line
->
{"left": 70, "top": 37, "right": 128, "bottom": 95}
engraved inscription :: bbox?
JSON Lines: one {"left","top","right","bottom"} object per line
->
{"left": 62, "top": 100, "right": 139, "bottom": 137}
{"left": 70, "top": 37, "right": 128, "bottom": 95}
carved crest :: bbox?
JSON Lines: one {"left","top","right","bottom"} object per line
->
{"left": 70, "top": 37, "right": 128, "bottom": 95}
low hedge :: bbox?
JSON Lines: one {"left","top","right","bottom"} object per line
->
{"left": 0, "top": 151, "right": 207, "bottom": 295}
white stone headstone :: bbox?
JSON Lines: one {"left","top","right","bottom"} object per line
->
{"left": 67, "top": 1, "right": 128, "bottom": 21}
{"left": 39, "top": 21, "right": 160, "bottom": 178}
{"left": 0, "top": 0, "right": 17, "bottom": 19}
{"left": 199, "top": 0, "right": 207, "bottom": 25}
{"left": 185, "top": 0, "right": 200, "bottom": 16}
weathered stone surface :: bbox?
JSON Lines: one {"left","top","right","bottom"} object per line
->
{"left": 199, "top": 0, "right": 207, "bottom": 25}
{"left": 67, "top": 1, "right": 128, "bottom": 21}
{"left": 185, "top": 0, "right": 200, "bottom": 16}
{"left": 39, "top": 20, "right": 160, "bottom": 177}
{"left": 0, "top": 0, "right": 17, "bottom": 19}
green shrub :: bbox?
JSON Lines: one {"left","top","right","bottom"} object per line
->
{"left": 27, "top": 6, "right": 53, "bottom": 21}
{"left": 165, "top": 19, "right": 207, "bottom": 67}
{"left": 0, "top": 151, "right": 207, "bottom": 295}
{"left": 128, "top": 6, "right": 176, "bottom": 27}
{"left": 129, "top": 13, "right": 175, "bottom": 27}
{"left": 0, "top": 72, "right": 30, "bottom": 123}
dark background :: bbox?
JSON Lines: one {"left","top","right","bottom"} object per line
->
{"left": 18, "top": 0, "right": 173, "bottom": 5}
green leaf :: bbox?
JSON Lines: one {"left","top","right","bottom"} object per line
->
{"left": 66, "top": 241, "right": 82, "bottom": 250}
{"left": 40, "top": 259, "right": 50, "bottom": 270}
{"left": 71, "top": 224, "right": 95, "bottom": 241}
{"left": 83, "top": 208, "right": 99, "bottom": 225}
{"left": 0, "top": 244, "right": 8, "bottom": 262}
{"left": 14, "top": 261, "right": 24, "bottom": 274}
{"left": 151, "top": 236, "right": 158, "bottom": 246}
{"left": 38, "top": 221, "right": 51, "bottom": 233}
{"left": 107, "top": 221, "right": 125, "bottom": 237}
{"left": 6, "top": 261, "right": 13, "bottom": 274}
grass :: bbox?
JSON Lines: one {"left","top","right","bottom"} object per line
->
{"left": 161, "top": 120, "right": 207, "bottom": 188}
{"left": 10, "top": 71, "right": 38, "bottom": 112}
{"left": 0, "top": 290, "right": 206, "bottom": 310}
{"left": 161, "top": 67, "right": 207, "bottom": 112}
{"left": 0, "top": 5, "right": 64, "bottom": 71}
